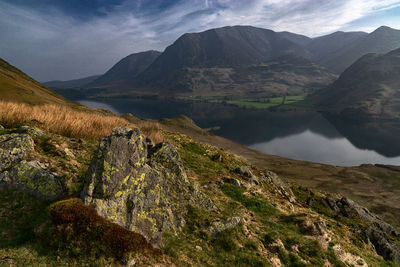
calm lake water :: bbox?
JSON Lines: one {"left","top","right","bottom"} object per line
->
{"left": 78, "top": 98, "right": 400, "bottom": 167}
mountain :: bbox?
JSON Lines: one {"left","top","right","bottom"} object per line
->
{"left": 278, "top": 31, "right": 312, "bottom": 46}
{"left": 320, "top": 26, "right": 400, "bottom": 73}
{"left": 88, "top": 50, "right": 161, "bottom": 88}
{"left": 307, "top": 31, "right": 367, "bottom": 60}
{"left": 0, "top": 58, "right": 71, "bottom": 105}
{"left": 98, "top": 26, "right": 335, "bottom": 96}
{"left": 43, "top": 75, "right": 101, "bottom": 89}
{"left": 314, "top": 47, "right": 400, "bottom": 119}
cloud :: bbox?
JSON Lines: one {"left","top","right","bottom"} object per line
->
{"left": 0, "top": 0, "right": 399, "bottom": 81}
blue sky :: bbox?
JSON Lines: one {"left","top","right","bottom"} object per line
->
{"left": 0, "top": 0, "right": 399, "bottom": 81}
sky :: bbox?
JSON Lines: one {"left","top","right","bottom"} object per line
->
{"left": 1, "top": 0, "right": 400, "bottom": 82}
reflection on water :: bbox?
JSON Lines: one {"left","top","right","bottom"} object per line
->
{"left": 79, "top": 100, "right": 120, "bottom": 114}
{"left": 250, "top": 130, "right": 400, "bottom": 166}
{"left": 78, "top": 98, "right": 400, "bottom": 166}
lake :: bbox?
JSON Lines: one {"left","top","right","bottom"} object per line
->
{"left": 78, "top": 98, "right": 400, "bottom": 167}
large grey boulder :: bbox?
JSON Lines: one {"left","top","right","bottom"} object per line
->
{"left": 81, "top": 127, "right": 214, "bottom": 247}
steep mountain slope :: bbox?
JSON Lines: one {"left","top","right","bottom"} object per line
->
{"left": 307, "top": 31, "right": 367, "bottom": 60}
{"left": 278, "top": 31, "right": 312, "bottom": 46}
{"left": 88, "top": 50, "right": 161, "bottom": 88}
{"left": 0, "top": 58, "right": 71, "bottom": 105}
{"left": 320, "top": 26, "right": 400, "bottom": 73}
{"left": 43, "top": 75, "right": 101, "bottom": 89}
{"left": 314, "top": 48, "right": 400, "bottom": 119}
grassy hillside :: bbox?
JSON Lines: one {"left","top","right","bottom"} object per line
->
{"left": 0, "top": 58, "right": 73, "bottom": 105}
{"left": 314, "top": 48, "right": 400, "bottom": 120}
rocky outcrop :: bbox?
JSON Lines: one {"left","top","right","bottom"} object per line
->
{"left": 0, "top": 129, "right": 64, "bottom": 199}
{"left": 0, "top": 160, "right": 63, "bottom": 199}
{"left": 312, "top": 195, "right": 400, "bottom": 263}
{"left": 81, "top": 127, "right": 215, "bottom": 247}
{"left": 334, "top": 197, "right": 400, "bottom": 263}
{"left": 262, "top": 171, "right": 296, "bottom": 203}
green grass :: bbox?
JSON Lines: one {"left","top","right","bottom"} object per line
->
{"left": 220, "top": 185, "right": 279, "bottom": 218}
{"left": 177, "top": 140, "right": 245, "bottom": 179}
{"left": 182, "top": 95, "right": 313, "bottom": 110}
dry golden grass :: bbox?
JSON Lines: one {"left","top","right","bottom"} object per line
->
{"left": 0, "top": 101, "right": 163, "bottom": 143}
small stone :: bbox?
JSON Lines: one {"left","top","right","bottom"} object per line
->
{"left": 209, "top": 217, "right": 241, "bottom": 236}
{"left": 233, "top": 166, "right": 253, "bottom": 177}
{"left": 223, "top": 177, "right": 241, "bottom": 186}
{"left": 248, "top": 176, "right": 259, "bottom": 186}
{"left": 195, "top": 245, "right": 203, "bottom": 251}
{"left": 125, "top": 259, "right": 136, "bottom": 267}
{"left": 211, "top": 154, "right": 223, "bottom": 162}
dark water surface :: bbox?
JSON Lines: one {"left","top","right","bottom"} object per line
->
{"left": 78, "top": 98, "right": 400, "bottom": 166}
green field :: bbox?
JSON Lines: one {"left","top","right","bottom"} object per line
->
{"left": 184, "top": 95, "right": 313, "bottom": 110}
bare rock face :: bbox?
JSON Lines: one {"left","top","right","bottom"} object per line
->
{"left": 81, "top": 127, "right": 214, "bottom": 247}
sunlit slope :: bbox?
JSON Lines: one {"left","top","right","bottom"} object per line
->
{"left": 0, "top": 58, "right": 69, "bottom": 105}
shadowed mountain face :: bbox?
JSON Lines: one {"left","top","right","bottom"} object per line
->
{"left": 319, "top": 26, "right": 400, "bottom": 73}
{"left": 88, "top": 50, "right": 161, "bottom": 88}
{"left": 0, "top": 58, "right": 70, "bottom": 105}
{"left": 44, "top": 75, "right": 101, "bottom": 89}
{"left": 314, "top": 48, "right": 400, "bottom": 120}
{"left": 307, "top": 31, "right": 368, "bottom": 61}
{"left": 88, "top": 26, "right": 335, "bottom": 96}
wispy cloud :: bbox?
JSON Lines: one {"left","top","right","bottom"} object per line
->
{"left": 0, "top": 0, "right": 399, "bottom": 81}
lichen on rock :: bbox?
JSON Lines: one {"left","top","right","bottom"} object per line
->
{"left": 81, "top": 127, "right": 215, "bottom": 247}
{"left": 0, "top": 160, "right": 63, "bottom": 199}
{"left": 208, "top": 217, "right": 241, "bottom": 236}
{"left": 0, "top": 133, "right": 34, "bottom": 171}
{"left": 18, "top": 125, "right": 46, "bottom": 138}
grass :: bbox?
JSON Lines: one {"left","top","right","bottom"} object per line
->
{"left": 220, "top": 185, "right": 279, "bottom": 218}
{"left": 0, "top": 100, "right": 163, "bottom": 143}
{"left": 176, "top": 139, "right": 246, "bottom": 179}
{"left": 0, "top": 190, "right": 49, "bottom": 248}
{"left": 182, "top": 95, "right": 313, "bottom": 110}
{"left": 0, "top": 58, "right": 70, "bottom": 106}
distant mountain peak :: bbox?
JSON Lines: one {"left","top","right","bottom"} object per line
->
{"left": 372, "top": 25, "right": 398, "bottom": 34}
